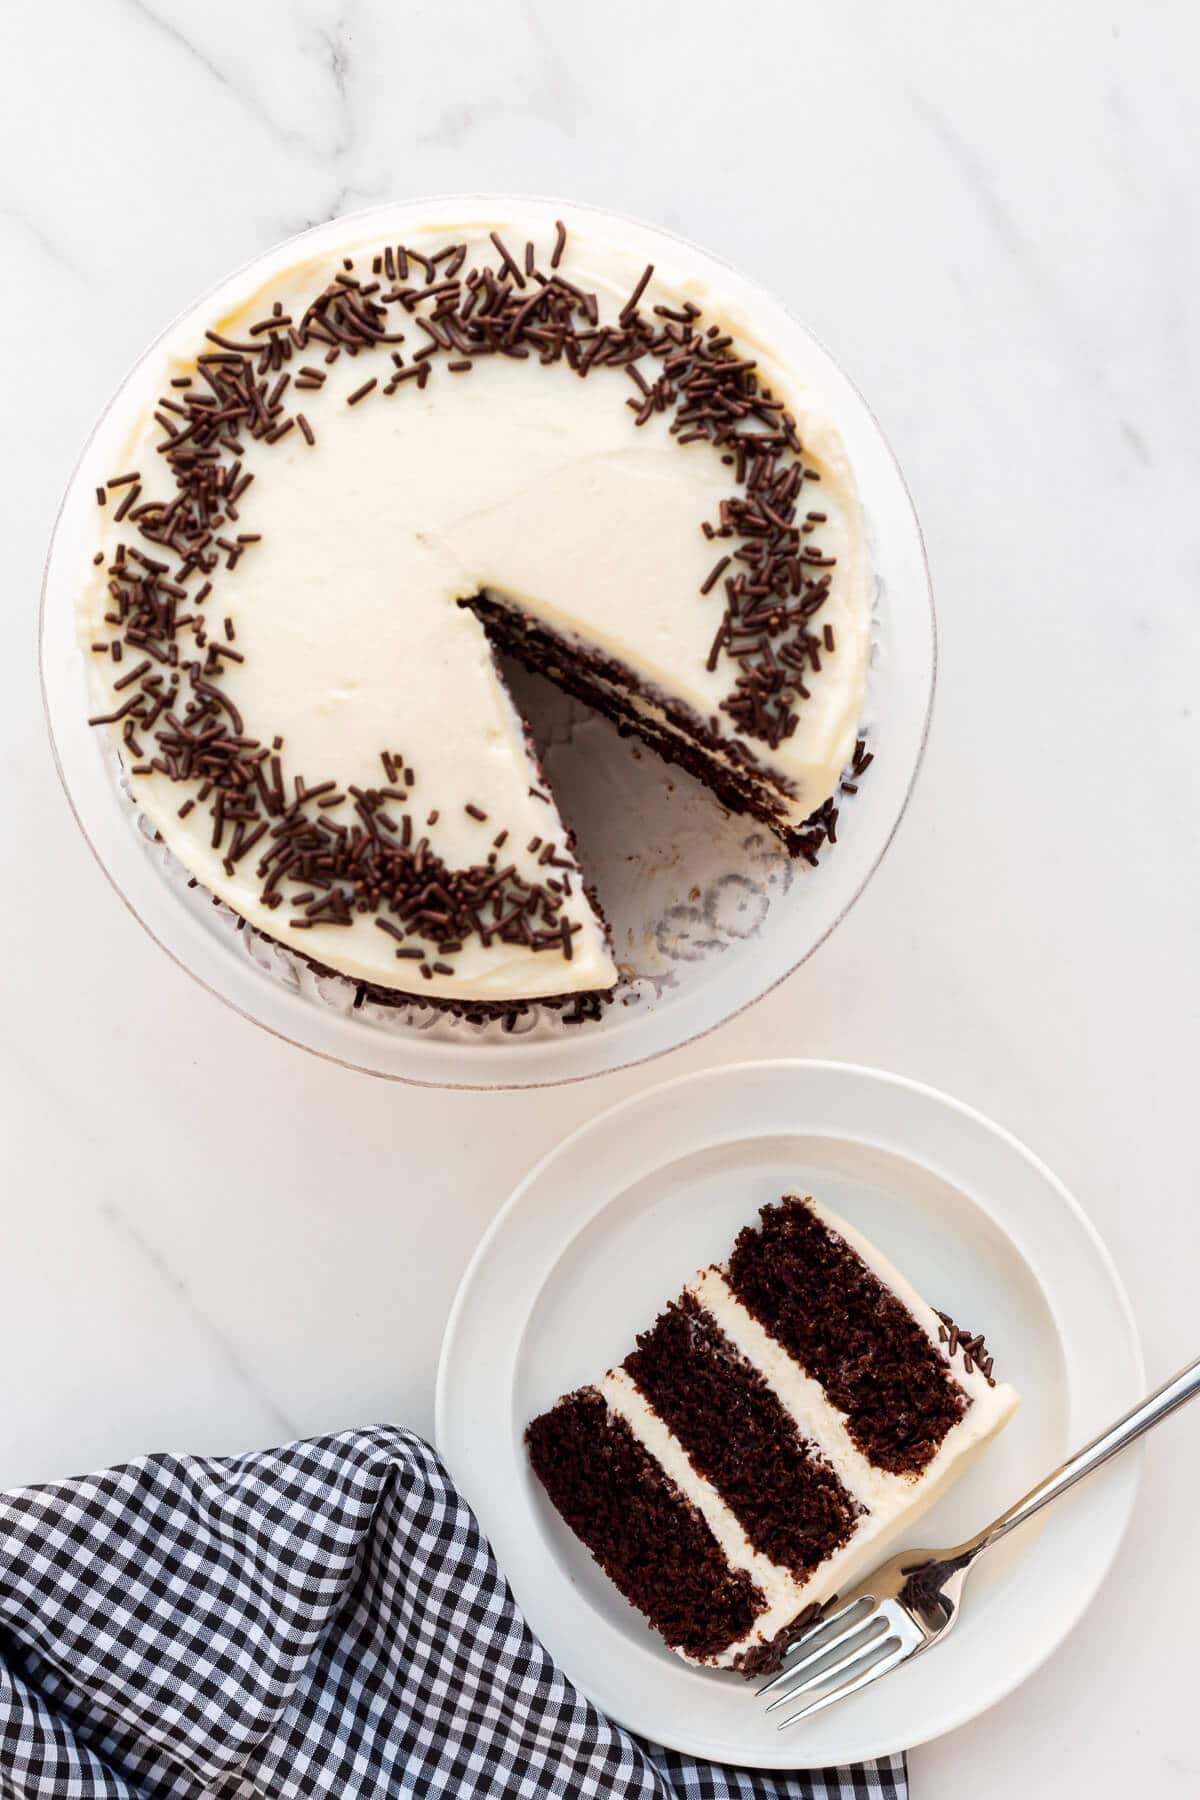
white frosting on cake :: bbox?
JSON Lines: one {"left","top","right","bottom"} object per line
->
{"left": 79, "top": 210, "right": 871, "bottom": 1002}
{"left": 600, "top": 1199, "right": 1018, "bottom": 1669}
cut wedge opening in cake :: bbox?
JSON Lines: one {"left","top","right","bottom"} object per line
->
{"left": 80, "top": 217, "right": 872, "bottom": 1009}
{"left": 527, "top": 1196, "right": 1019, "bottom": 1674}
{"left": 463, "top": 596, "right": 849, "bottom": 865}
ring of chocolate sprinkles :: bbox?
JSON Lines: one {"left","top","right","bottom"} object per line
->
{"left": 88, "top": 224, "right": 865, "bottom": 995}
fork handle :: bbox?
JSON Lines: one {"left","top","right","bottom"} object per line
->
{"left": 957, "top": 1352, "right": 1200, "bottom": 1562}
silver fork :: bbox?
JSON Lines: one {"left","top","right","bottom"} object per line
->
{"left": 760, "top": 1351, "right": 1200, "bottom": 1730}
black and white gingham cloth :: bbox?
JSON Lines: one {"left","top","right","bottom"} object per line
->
{"left": 0, "top": 1427, "right": 906, "bottom": 1798}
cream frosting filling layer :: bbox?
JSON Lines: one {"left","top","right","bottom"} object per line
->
{"left": 80, "top": 212, "right": 871, "bottom": 1000}
{"left": 600, "top": 1200, "right": 1018, "bottom": 1668}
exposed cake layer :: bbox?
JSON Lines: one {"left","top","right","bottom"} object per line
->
{"left": 622, "top": 1291, "right": 862, "bottom": 1577}
{"left": 725, "top": 1197, "right": 969, "bottom": 1474}
{"left": 526, "top": 1387, "right": 764, "bottom": 1661}
{"left": 467, "top": 597, "right": 851, "bottom": 861}
{"left": 79, "top": 207, "right": 872, "bottom": 1002}
{"left": 527, "top": 1196, "right": 1019, "bottom": 1672}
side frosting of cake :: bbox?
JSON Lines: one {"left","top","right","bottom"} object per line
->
{"left": 526, "top": 1196, "right": 1019, "bottom": 1673}
{"left": 79, "top": 208, "right": 872, "bottom": 1005}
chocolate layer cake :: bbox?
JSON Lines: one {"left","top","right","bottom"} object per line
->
{"left": 79, "top": 205, "right": 873, "bottom": 1010}
{"left": 527, "top": 1196, "right": 1018, "bottom": 1673}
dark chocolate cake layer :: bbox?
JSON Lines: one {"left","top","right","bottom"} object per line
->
{"left": 526, "top": 1388, "right": 764, "bottom": 1660}
{"left": 622, "top": 1293, "right": 861, "bottom": 1576}
{"left": 725, "top": 1198, "right": 970, "bottom": 1475}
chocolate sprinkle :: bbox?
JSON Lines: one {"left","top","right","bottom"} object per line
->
{"left": 935, "top": 1311, "right": 998, "bottom": 1388}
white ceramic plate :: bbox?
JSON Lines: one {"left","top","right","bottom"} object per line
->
{"left": 40, "top": 194, "right": 934, "bottom": 1089}
{"left": 435, "top": 1061, "right": 1143, "bottom": 1768}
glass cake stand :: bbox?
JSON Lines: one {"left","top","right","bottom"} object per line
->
{"left": 40, "top": 194, "right": 935, "bottom": 1089}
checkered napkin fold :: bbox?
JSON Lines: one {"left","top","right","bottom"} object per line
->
{"left": 0, "top": 1427, "right": 906, "bottom": 1799}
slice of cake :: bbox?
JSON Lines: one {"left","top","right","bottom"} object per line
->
{"left": 79, "top": 206, "right": 873, "bottom": 1012}
{"left": 527, "top": 1196, "right": 1018, "bottom": 1673}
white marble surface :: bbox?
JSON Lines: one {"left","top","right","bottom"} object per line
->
{"left": 2, "top": 0, "right": 1197, "bottom": 1791}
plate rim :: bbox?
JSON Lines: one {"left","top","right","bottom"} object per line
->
{"left": 435, "top": 1057, "right": 1145, "bottom": 1766}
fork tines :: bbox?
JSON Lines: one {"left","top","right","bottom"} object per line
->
{"left": 758, "top": 1596, "right": 912, "bottom": 1730}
